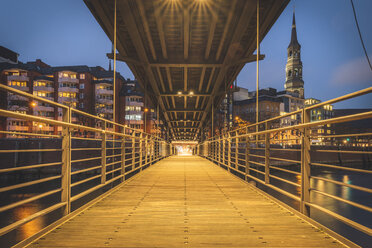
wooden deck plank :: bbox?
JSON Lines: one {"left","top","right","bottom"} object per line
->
{"left": 28, "top": 156, "right": 346, "bottom": 248}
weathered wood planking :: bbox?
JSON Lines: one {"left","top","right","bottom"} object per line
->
{"left": 28, "top": 156, "right": 346, "bottom": 248}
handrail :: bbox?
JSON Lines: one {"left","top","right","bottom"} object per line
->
{"left": 196, "top": 86, "right": 372, "bottom": 245}
{"left": 0, "top": 84, "right": 174, "bottom": 247}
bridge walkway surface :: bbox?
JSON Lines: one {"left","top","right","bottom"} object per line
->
{"left": 28, "top": 156, "right": 346, "bottom": 248}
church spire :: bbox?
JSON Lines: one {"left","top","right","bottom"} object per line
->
{"left": 284, "top": 8, "right": 304, "bottom": 99}
{"left": 288, "top": 10, "right": 300, "bottom": 48}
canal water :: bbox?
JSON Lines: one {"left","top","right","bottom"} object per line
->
{"left": 0, "top": 167, "right": 371, "bottom": 247}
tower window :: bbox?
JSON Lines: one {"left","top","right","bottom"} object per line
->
{"left": 288, "top": 70, "right": 292, "bottom": 77}
{"left": 294, "top": 68, "right": 299, "bottom": 76}
{"left": 289, "top": 50, "right": 292, "bottom": 57}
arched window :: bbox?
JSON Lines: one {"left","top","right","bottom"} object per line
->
{"left": 294, "top": 68, "right": 299, "bottom": 77}
{"left": 294, "top": 52, "right": 298, "bottom": 57}
{"left": 289, "top": 50, "right": 292, "bottom": 57}
{"left": 288, "top": 70, "right": 292, "bottom": 77}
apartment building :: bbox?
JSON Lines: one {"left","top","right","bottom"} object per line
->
{"left": 0, "top": 57, "right": 125, "bottom": 136}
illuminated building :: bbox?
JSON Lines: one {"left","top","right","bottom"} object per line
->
{"left": 0, "top": 52, "right": 126, "bottom": 136}
{"left": 304, "top": 98, "right": 334, "bottom": 145}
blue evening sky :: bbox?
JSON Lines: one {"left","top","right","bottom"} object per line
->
{"left": 1, "top": 0, "right": 371, "bottom": 108}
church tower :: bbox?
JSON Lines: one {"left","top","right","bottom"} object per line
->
{"left": 285, "top": 11, "right": 304, "bottom": 98}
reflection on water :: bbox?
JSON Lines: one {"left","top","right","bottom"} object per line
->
{"left": 341, "top": 175, "right": 351, "bottom": 200}
{"left": 13, "top": 201, "right": 44, "bottom": 241}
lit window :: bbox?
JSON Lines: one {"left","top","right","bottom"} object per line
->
{"left": 80, "top": 74, "right": 85, "bottom": 79}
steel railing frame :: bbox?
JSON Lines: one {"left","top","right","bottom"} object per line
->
{"left": 0, "top": 84, "right": 174, "bottom": 246}
{"left": 197, "top": 86, "right": 372, "bottom": 240}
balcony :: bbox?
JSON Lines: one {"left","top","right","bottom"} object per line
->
{"left": 32, "top": 126, "right": 54, "bottom": 132}
{"left": 34, "top": 85, "right": 54, "bottom": 92}
{"left": 126, "top": 101, "right": 143, "bottom": 107}
{"left": 34, "top": 105, "right": 54, "bottom": 112}
{"left": 59, "top": 87, "right": 79, "bottom": 93}
{"left": 58, "top": 77, "right": 79, "bottom": 83}
{"left": 8, "top": 105, "right": 28, "bottom": 112}
{"left": 96, "top": 88, "right": 113, "bottom": 95}
{"left": 127, "top": 120, "right": 144, "bottom": 125}
{"left": 7, "top": 125, "right": 29, "bottom": 131}
{"left": 8, "top": 85, "right": 29, "bottom": 92}
{"left": 8, "top": 94, "right": 28, "bottom": 101}
{"left": 97, "top": 108, "right": 113, "bottom": 114}
{"left": 96, "top": 98, "right": 113, "bottom": 105}
{"left": 7, "top": 75, "right": 29, "bottom": 82}
{"left": 58, "top": 97, "right": 78, "bottom": 103}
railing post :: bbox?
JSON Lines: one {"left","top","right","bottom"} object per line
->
{"left": 121, "top": 127, "right": 126, "bottom": 182}
{"left": 245, "top": 127, "right": 250, "bottom": 181}
{"left": 227, "top": 133, "right": 231, "bottom": 171}
{"left": 101, "top": 121, "right": 107, "bottom": 184}
{"left": 131, "top": 131, "right": 136, "bottom": 168}
{"left": 145, "top": 134, "right": 148, "bottom": 165}
{"left": 218, "top": 137, "right": 222, "bottom": 165}
{"left": 235, "top": 131, "right": 239, "bottom": 169}
{"left": 61, "top": 107, "right": 71, "bottom": 215}
{"left": 265, "top": 122, "right": 270, "bottom": 184}
{"left": 139, "top": 133, "right": 143, "bottom": 170}
{"left": 301, "top": 109, "right": 311, "bottom": 216}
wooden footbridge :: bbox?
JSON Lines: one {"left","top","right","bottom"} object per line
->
{"left": 26, "top": 156, "right": 347, "bottom": 248}
{"left": 0, "top": 0, "right": 371, "bottom": 247}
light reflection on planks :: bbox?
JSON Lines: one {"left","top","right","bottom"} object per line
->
{"left": 29, "top": 156, "right": 345, "bottom": 248}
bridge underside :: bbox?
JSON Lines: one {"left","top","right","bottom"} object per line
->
{"left": 28, "top": 156, "right": 345, "bottom": 248}
{"left": 84, "top": 0, "right": 289, "bottom": 141}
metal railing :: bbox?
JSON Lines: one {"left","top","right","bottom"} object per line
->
{"left": 197, "top": 87, "right": 372, "bottom": 244}
{"left": 0, "top": 84, "right": 173, "bottom": 247}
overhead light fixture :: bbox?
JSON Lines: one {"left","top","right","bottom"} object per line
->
{"left": 189, "top": 91, "right": 194, "bottom": 96}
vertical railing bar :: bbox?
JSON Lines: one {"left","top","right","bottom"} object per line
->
{"left": 61, "top": 106, "right": 71, "bottom": 215}
{"left": 121, "top": 126, "right": 126, "bottom": 181}
{"left": 301, "top": 109, "right": 311, "bottom": 216}
{"left": 101, "top": 121, "right": 107, "bottom": 184}
{"left": 265, "top": 122, "right": 270, "bottom": 184}
{"left": 245, "top": 126, "right": 250, "bottom": 181}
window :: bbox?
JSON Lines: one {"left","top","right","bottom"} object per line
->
{"left": 288, "top": 70, "right": 292, "bottom": 77}
{"left": 80, "top": 74, "right": 85, "bottom": 79}
{"left": 79, "top": 83, "right": 85, "bottom": 89}
{"left": 289, "top": 51, "right": 292, "bottom": 57}
{"left": 79, "top": 103, "right": 84, "bottom": 108}
{"left": 80, "top": 93, "right": 84, "bottom": 99}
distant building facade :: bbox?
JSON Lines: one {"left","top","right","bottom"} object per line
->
{"left": 0, "top": 58, "right": 126, "bottom": 136}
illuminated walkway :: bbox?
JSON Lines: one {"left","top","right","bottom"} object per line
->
{"left": 29, "top": 156, "right": 345, "bottom": 247}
